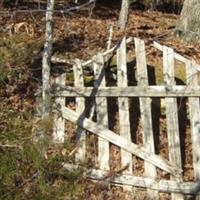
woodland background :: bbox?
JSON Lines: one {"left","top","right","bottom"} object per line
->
{"left": 0, "top": 0, "right": 200, "bottom": 199}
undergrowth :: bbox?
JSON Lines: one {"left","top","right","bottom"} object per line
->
{"left": 0, "top": 107, "right": 85, "bottom": 199}
{"left": 0, "top": 33, "right": 43, "bottom": 89}
{"left": 0, "top": 34, "right": 85, "bottom": 200}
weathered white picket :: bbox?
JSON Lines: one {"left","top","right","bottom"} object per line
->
{"left": 117, "top": 37, "right": 133, "bottom": 192}
{"left": 53, "top": 73, "right": 65, "bottom": 143}
{"left": 52, "top": 37, "right": 200, "bottom": 199}
{"left": 163, "top": 46, "right": 183, "bottom": 200}
{"left": 186, "top": 61, "right": 200, "bottom": 200}
{"left": 73, "top": 59, "right": 86, "bottom": 162}
{"left": 93, "top": 53, "right": 109, "bottom": 171}
{"left": 135, "top": 38, "right": 158, "bottom": 199}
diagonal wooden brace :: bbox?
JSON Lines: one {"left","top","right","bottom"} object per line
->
{"left": 62, "top": 107, "right": 182, "bottom": 177}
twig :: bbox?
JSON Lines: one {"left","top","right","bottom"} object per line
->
{"left": 0, "top": 0, "right": 95, "bottom": 14}
{"left": 68, "top": 146, "right": 78, "bottom": 157}
{"left": 0, "top": 144, "right": 22, "bottom": 149}
{"left": 107, "top": 24, "right": 113, "bottom": 51}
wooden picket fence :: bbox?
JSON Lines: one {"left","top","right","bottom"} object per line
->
{"left": 52, "top": 37, "right": 200, "bottom": 199}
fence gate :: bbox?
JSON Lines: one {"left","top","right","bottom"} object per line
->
{"left": 52, "top": 37, "right": 200, "bottom": 199}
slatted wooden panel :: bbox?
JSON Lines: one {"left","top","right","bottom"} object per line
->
{"left": 163, "top": 46, "right": 184, "bottom": 200}
{"left": 135, "top": 38, "right": 158, "bottom": 199}
{"left": 74, "top": 59, "right": 86, "bottom": 162}
{"left": 93, "top": 53, "right": 109, "bottom": 171}
{"left": 53, "top": 73, "right": 66, "bottom": 143}
{"left": 52, "top": 38, "right": 200, "bottom": 199}
{"left": 117, "top": 37, "right": 133, "bottom": 191}
{"left": 186, "top": 61, "right": 200, "bottom": 200}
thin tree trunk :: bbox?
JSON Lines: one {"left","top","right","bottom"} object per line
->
{"left": 42, "top": 0, "right": 55, "bottom": 117}
{"left": 118, "top": 0, "right": 129, "bottom": 30}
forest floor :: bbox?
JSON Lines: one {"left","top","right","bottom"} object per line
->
{"left": 0, "top": 2, "right": 200, "bottom": 200}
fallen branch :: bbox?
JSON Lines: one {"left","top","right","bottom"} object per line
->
{"left": 0, "top": 143, "right": 22, "bottom": 149}
{"left": 51, "top": 37, "right": 133, "bottom": 66}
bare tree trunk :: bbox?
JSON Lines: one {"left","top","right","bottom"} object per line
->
{"left": 118, "top": 0, "right": 129, "bottom": 30}
{"left": 176, "top": 0, "right": 200, "bottom": 41}
{"left": 42, "top": 0, "right": 55, "bottom": 117}
{"left": 32, "top": 0, "right": 55, "bottom": 156}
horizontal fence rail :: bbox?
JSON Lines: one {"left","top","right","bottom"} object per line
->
{"left": 52, "top": 85, "right": 200, "bottom": 97}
